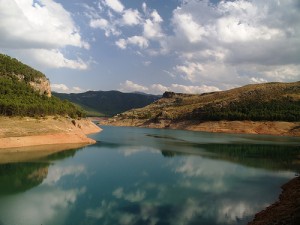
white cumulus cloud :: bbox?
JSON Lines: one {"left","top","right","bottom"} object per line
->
{"left": 151, "top": 10, "right": 163, "bottom": 23}
{"left": 127, "top": 36, "right": 149, "bottom": 49}
{"left": 115, "top": 39, "right": 127, "bottom": 49}
{"left": 118, "top": 80, "right": 220, "bottom": 95}
{"left": 170, "top": 84, "right": 220, "bottom": 94}
{"left": 89, "top": 17, "right": 120, "bottom": 37}
{"left": 167, "top": 0, "right": 300, "bottom": 88}
{"left": 103, "top": 0, "right": 124, "bottom": 13}
{"left": 23, "top": 49, "right": 88, "bottom": 70}
{"left": 172, "top": 13, "right": 207, "bottom": 43}
{"left": 143, "top": 18, "right": 164, "bottom": 40}
{"left": 90, "top": 18, "right": 109, "bottom": 29}
{"left": 0, "top": 0, "right": 89, "bottom": 69}
{"left": 116, "top": 36, "right": 149, "bottom": 49}
{"left": 122, "top": 9, "right": 141, "bottom": 26}
{"left": 51, "top": 83, "right": 85, "bottom": 93}
{"left": 119, "top": 80, "right": 149, "bottom": 93}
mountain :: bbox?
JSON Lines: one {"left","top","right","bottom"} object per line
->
{"left": 53, "top": 91, "right": 161, "bottom": 116}
{"left": 0, "top": 53, "right": 84, "bottom": 118}
{"left": 104, "top": 82, "right": 300, "bottom": 133}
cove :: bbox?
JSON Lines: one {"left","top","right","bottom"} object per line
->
{"left": 0, "top": 126, "right": 299, "bottom": 225}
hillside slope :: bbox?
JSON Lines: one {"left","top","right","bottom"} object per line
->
{"left": 53, "top": 91, "right": 160, "bottom": 116}
{"left": 0, "top": 53, "right": 84, "bottom": 118}
{"left": 0, "top": 54, "right": 51, "bottom": 97}
{"left": 103, "top": 82, "right": 300, "bottom": 136}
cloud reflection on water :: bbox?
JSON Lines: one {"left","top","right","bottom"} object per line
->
{"left": 113, "top": 187, "right": 146, "bottom": 202}
{"left": 0, "top": 162, "right": 88, "bottom": 225}
{"left": 0, "top": 187, "right": 86, "bottom": 225}
{"left": 1, "top": 126, "right": 299, "bottom": 225}
{"left": 43, "top": 164, "right": 86, "bottom": 185}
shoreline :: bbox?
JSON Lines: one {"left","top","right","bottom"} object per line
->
{"left": 0, "top": 116, "right": 101, "bottom": 152}
{"left": 0, "top": 132, "right": 96, "bottom": 149}
{"left": 1, "top": 116, "right": 299, "bottom": 222}
{"left": 100, "top": 119, "right": 300, "bottom": 137}
{"left": 248, "top": 176, "right": 300, "bottom": 225}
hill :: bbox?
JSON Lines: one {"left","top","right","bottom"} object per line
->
{"left": 0, "top": 53, "right": 84, "bottom": 118}
{"left": 102, "top": 81, "right": 300, "bottom": 136}
{"left": 53, "top": 91, "right": 160, "bottom": 116}
{"left": 0, "top": 54, "right": 51, "bottom": 97}
{"left": 0, "top": 53, "right": 101, "bottom": 150}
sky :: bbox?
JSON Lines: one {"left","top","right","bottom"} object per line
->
{"left": 0, "top": 0, "right": 300, "bottom": 94}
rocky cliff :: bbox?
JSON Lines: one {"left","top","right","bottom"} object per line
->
{"left": 15, "top": 74, "right": 51, "bottom": 97}
{"left": 0, "top": 53, "right": 51, "bottom": 97}
{"left": 29, "top": 77, "right": 51, "bottom": 97}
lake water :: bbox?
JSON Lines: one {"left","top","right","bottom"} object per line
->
{"left": 0, "top": 126, "right": 300, "bottom": 225}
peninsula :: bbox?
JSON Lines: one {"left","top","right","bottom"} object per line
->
{"left": 0, "top": 54, "right": 101, "bottom": 151}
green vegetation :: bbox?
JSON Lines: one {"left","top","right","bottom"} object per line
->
{"left": 204, "top": 143, "right": 300, "bottom": 173}
{"left": 0, "top": 149, "right": 80, "bottom": 195}
{"left": 0, "top": 162, "right": 49, "bottom": 195}
{"left": 53, "top": 91, "right": 160, "bottom": 116}
{"left": 0, "top": 77, "right": 85, "bottom": 118}
{"left": 0, "top": 53, "right": 86, "bottom": 118}
{"left": 72, "top": 103, "right": 105, "bottom": 117}
{"left": 191, "top": 97, "right": 300, "bottom": 122}
{"left": 160, "top": 143, "right": 300, "bottom": 172}
{"left": 0, "top": 54, "right": 44, "bottom": 82}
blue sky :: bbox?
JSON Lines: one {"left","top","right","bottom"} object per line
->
{"left": 0, "top": 0, "right": 299, "bottom": 94}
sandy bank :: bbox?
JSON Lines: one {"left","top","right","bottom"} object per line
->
{"left": 0, "top": 116, "right": 101, "bottom": 151}
{"left": 101, "top": 119, "right": 300, "bottom": 136}
{"left": 248, "top": 176, "right": 300, "bottom": 225}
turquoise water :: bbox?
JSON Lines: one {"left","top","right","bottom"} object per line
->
{"left": 0, "top": 126, "right": 299, "bottom": 225}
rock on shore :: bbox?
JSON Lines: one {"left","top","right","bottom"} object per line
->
{"left": 248, "top": 176, "right": 300, "bottom": 225}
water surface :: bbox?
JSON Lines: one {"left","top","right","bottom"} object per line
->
{"left": 0, "top": 126, "right": 299, "bottom": 225}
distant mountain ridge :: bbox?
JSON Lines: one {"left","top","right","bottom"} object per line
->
{"left": 53, "top": 90, "right": 160, "bottom": 116}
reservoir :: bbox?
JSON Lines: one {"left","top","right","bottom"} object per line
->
{"left": 0, "top": 126, "right": 299, "bottom": 225}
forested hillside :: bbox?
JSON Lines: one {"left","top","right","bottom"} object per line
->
{"left": 0, "top": 54, "right": 84, "bottom": 118}
{"left": 53, "top": 91, "right": 160, "bottom": 116}
{"left": 0, "top": 54, "right": 44, "bottom": 81}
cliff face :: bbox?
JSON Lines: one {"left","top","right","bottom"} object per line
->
{"left": 16, "top": 74, "right": 51, "bottom": 97}
{"left": 29, "top": 77, "right": 51, "bottom": 97}
{"left": 0, "top": 54, "right": 52, "bottom": 97}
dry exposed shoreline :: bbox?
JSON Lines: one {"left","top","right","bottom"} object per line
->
{"left": 0, "top": 116, "right": 101, "bottom": 152}
{"left": 101, "top": 119, "right": 300, "bottom": 137}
